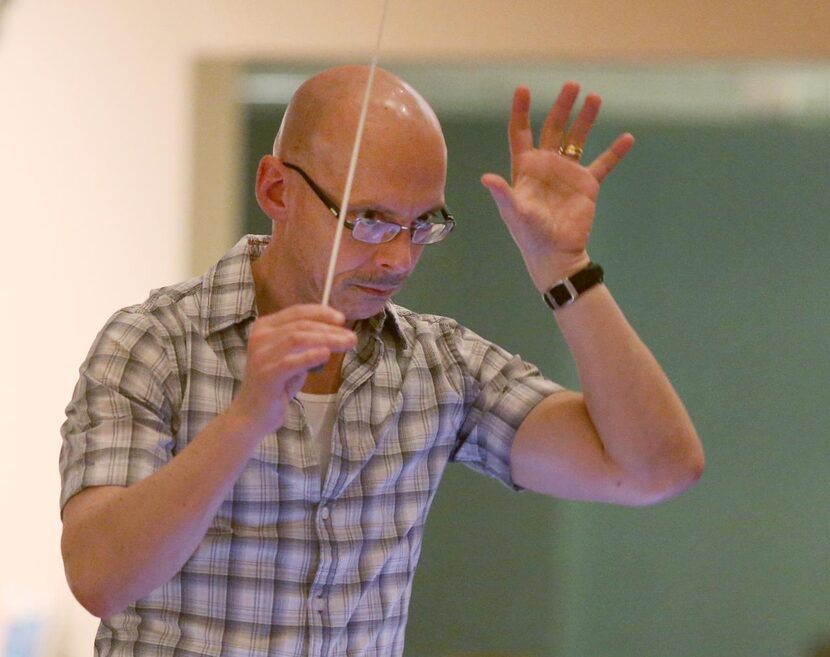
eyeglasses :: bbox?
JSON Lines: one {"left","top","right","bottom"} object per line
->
{"left": 282, "top": 162, "right": 455, "bottom": 245}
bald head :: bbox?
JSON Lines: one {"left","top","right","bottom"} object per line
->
{"left": 274, "top": 65, "right": 447, "bottom": 188}
{"left": 254, "top": 66, "right": 449, "bottom": 319}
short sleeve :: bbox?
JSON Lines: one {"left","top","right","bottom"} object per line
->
{"left": 451, "top": 325, "right": 563, "bottom": 489}
{"left": 59, "top": 309, "right": 177, "bottom": 511}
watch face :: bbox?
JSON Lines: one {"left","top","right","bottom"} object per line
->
{"left": 544, "top": 285, "right": 574, "bottom": 309}
{"left": 550, "top": 286, "right": 575, "bottom": 307}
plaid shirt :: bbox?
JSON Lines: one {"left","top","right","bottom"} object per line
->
{"left": 60, "top": 235, "right": 560, "bottom": 657}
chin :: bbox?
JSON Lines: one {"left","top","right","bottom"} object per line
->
{"left": 335, "top": 296, "right": 390, "bottom": 322}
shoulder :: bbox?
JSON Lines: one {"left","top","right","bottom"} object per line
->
{"left": 389, "top": 304, "right": 464, "bottom": 340}
{"left": 388, "top": 303, "right": 488, "bottom": 355}
{"left": 387, "top": 303, "right": 507, "bottom": 372}
{"left": 388, "top": 303, "right": 560, "bottom": 394}
{"left": 131, "top": 275, "right": 205, "bottom": 337}
{"left": 91, "top": 275, "right": 203, "bottom": 355}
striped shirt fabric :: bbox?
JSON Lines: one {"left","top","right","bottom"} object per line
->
{"left": 60, "top": 235, "right": 561, "bottom": 657}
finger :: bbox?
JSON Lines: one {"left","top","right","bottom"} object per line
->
{"left": 251, "top": 321, "right": 355, "bottom": 351}
{"left": 261, "top": 303, "right": 346, "bottom": 327}
{"left": 481, "top": 173, "right": 516, "bottom": 218}
{"left": 508, "top": 86, "right": 534, "bottom": 179}
{"left": 261, "top": 329, "right": 357, "bottom": 358}
{"left": 256, "top": 319, "right": 356, "bottom": 341}
{"left": 562, "top": 92, "right": 601, "bottom": 153}
{"left": 283, "top": 346, "right": 332, "bottom": 372}
{"left": 588, "top": 133, "right": 635, "bottom": 183}
{"left": 269, "top": 347, "right": 333, "bottom": 382}
{"left": 539, "top": 81, "right": 580, "bottom": 151}
{"left": 249, "top": 323, "right": 356, "bottom": 359}
{"left": 247, "top": 335, "right": 354, "bottom": 379}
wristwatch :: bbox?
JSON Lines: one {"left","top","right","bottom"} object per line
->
{"left": 542, "top": 262, "right": 604, "bottom": 311}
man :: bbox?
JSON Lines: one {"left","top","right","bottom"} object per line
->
{"left": 60, "top": 65, "right": 703, "bottom": 657}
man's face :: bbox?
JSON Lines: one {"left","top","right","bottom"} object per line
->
{"left": 285, "top": 150, "right": 447, "bottom": 321}
{"left": 271, "top": 76, "right": 450, "bottom": 321}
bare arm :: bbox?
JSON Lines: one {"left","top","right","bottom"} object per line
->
{"left": 510, "top": 285, "right": 702, "bottom": 505}
{"left": 61, "top": 304, "right": 356, "bottom": 618}
{"left": 483, "top": 83, "right": 703, "bottom": 505}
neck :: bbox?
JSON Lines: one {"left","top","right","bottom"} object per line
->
{"left": 251, "top": 244, "right": 293, "bottom": 317}
{"left": 302, "top": 353, "right": 345, "bottom": 394}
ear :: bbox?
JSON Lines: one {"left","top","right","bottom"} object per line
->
{"left": 255, "top": 155, "right": 288, "bottom": 221}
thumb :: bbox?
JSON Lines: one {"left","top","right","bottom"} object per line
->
{"left": 481, "top": 173, "right": 516, "bottom": 218}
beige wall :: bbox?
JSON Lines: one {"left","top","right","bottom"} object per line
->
{"left": 0, "top": 1, "right": 827, "bottom": 656}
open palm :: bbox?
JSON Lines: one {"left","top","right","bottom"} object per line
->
{"left": 482, "top": 82, "right": 634, "bottom": 290}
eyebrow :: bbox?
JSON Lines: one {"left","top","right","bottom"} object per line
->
{"left": 348, "top": 200, "right": 446, "bottom": 218}
{"left": 284, "top": 162, "right": 444, "bottom": 220}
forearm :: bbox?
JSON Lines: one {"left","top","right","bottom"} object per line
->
{"left": 555, "top": 283, "right": 703, "bottom": 500}
{"left": 61, "top": 404, "right": 266, "bottom": 618}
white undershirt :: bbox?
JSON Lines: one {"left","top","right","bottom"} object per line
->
{"left": 296, "top": 392, "right": 338, "bottom": 490}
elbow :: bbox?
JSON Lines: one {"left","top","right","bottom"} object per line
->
{"left": 686, "top": 442, "right": 706, "bottom": 485}
{"left": 67, "top": 582, "right": 122, "bottom": 620}
{"left": 678, "top": 428, "right": 706, "bottom": 489}
{"left": 64, "top": 558, "right": 130, "bottom": 619}
{"left": 62, "top": 535, "right": 129, "bottom": 619}
{"left": 64, "top": 569, "right": 128, "bottom": 619}
{"left": 632, "top": 433, "right": 705, "bottom": 507}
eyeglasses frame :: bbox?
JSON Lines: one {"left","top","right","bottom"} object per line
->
{"left": 281, "top": 161, "right": 455, "bottom": 244}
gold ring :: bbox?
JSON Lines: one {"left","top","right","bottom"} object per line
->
{"left": 558, "top": 143, "right": 584, "bottom": 161}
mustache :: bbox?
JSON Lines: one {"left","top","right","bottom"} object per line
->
{"left": 349, "top": 273, "right": 408, "bottom": 288}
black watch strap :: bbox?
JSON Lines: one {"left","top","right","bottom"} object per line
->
{"left": 542, "top": 262, "right": 604, "bottom": 310}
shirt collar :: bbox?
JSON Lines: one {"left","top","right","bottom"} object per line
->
{"left": 200, "top": 235, "right": 263, "bottom": 337}
{"left": 356, "top": 302, "right": 410, "bottom": 351}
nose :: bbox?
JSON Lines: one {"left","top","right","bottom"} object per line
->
{"left": 373, "top": 231, "right": 419, "bottom": 274}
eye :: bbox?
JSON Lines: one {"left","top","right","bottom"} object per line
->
{"left": 354, "top": 210, "right": 380, "bottom": 224}
{"left": 352, "top": 211, "right": 401, "bottom": 243}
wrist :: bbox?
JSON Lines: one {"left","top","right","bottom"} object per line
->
{"left": 542, "top": 261, "right": 604, "bottom": 311}
{"left": 222, "top": 398, "right": 282, "bottom": 444}
{"left": 531, "top": 252, "right": 592, "bottom": 293}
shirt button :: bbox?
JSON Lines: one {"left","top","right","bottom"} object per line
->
{"left": 320, "top": 506, "right": 330, "bottom": 520}
{"left": 315, "top": 595, "right": 325, "bottom": 613}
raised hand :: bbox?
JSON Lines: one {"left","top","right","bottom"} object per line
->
{"left": 230, "top": 304, "right": 357, "bottom": 435}
{"left": 481, "top": 82, "right": 634, "bottom": 291}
